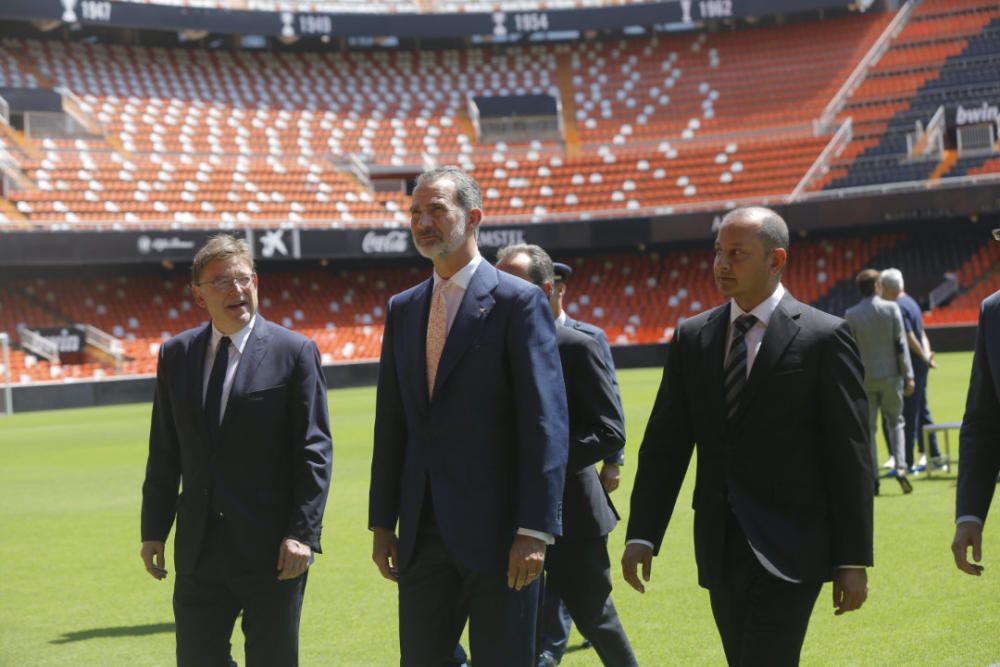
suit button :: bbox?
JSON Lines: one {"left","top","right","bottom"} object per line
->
{"left": 203, "top": 489, "right": 209, "bottom": 497}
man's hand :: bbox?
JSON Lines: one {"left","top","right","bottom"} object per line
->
{"left": 622, "top": 542, "right": 653, "bottom": 593}
{"left": 904, "top": 378, "right": 915, "bottom": 398}
{"left": 927, "top": 350, "right": 937, "bottom": 369}
{"left": 832, "top": 567, "right": 867, "bottom": 615}
{"left": 952, "top": 521, "right": 984, "bottom": 576}
{"left": 277, "top": 538, "right": 312, "bottom": 580}
{"left": 372, "top": 527, "right": 400, "bottom": 582}
{"left": 507, "top": 534, "right": 546, "bottom": 590}
{"left": 140, "top": 540, "right": 167, "bottom": 580}
{"left": 600, "top": 462, "right": 621, "bottom": 493}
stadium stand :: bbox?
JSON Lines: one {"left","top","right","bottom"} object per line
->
{"left": 0, "top": 11, "right": 893, "bottom": 226}
{"left": 818, "top": 0, "right": 1000, "bottom": 190}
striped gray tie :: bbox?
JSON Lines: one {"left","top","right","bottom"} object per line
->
{"left": 724, "top": 314, "right": 758, "bottom": 421}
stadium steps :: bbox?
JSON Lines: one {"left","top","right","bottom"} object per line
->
{"left": 555, "top": 52, "right": 581, "bottom": 158}
{"left": 930, "top": 149, "right": 958, "bottom": 180}
{"left": 0, "top": 123, "right": 41, "bottom": 162}
{"left": 0, "top": 197, "right": 25, "bottom": 222}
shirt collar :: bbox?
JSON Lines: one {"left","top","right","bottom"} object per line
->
{"left": 729, "top": 283, "right": 785, "bottom": 328}
{"left": 555, "top": 310, "right": 568, "bottom": 327}
{"left": 432, "top": 252, "right": 483, "bottom": 291}
{"left": 211, "top": 314, "right": 256, "bottom": 354}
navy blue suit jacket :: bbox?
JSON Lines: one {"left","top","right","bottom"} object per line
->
{"left": 958, "top": 290, "right": 1000, "bottom": 522}
{"left": 369, "top": 261, "right": 569, "bottom": 572}
{"left": 141, "top": 316, "right": 333, "bottom": 575}
{"left": 565, "top": 316, "right": 625, "bottom": 466}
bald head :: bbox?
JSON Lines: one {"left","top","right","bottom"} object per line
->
{"left": 721, "top": 206, "right": 790, "bottom": 255}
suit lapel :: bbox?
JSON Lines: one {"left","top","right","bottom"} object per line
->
{"left": 737, "top": 294, "right": 801, "bottom": 421}
{"left": 404, "top": 278, "right": 434, "bottom": 410}
{"left": 700, "top": 303, "right": 730, "bottom": 422}
{"left": 220, "top": 316, "right": 270, "bottom": 434}
{"left": 431, "top": 263, "right": 498, "bottom": 398}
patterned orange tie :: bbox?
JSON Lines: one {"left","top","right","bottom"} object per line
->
{"left": 426, "top": 280, "right": 449, "bottom": 395}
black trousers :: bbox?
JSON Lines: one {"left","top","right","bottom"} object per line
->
{"left": 398, "top": 516, "right": 539, "bottom": 667}
{"left": 542, "top": 536, "right": 637, "bottom": 667}
{"left": 173, "top": 516, "right": 307, "bottom": 667}
{"left": 708, "top": 513, "right": 821, "bottom": 667}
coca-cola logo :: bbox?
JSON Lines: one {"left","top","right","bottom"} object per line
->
{"left": 362, "top": 230, "right": 410, "bottom": 254}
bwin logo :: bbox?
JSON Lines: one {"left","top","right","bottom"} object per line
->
{"left": 259, "top": 230, "right": 289, "bottom": 258}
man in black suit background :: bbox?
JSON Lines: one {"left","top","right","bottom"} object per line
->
{"left": 535, "top": 260, "right": 627, "bottom": 665}
{"left": 496, "top": 243, "right": 638, "bottom": 667}
{"left": 140, "top": 234, "right": 332, "bottom": 666}
{"left": 622, "top": 207, "right": 872, "bottom": 666}
{"left": 952, "top": 230, "right": 1000, "bottom": 576}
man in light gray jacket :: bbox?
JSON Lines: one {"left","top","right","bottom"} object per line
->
{"left": 845, "top": 268, "right": 915, "bottom": 496}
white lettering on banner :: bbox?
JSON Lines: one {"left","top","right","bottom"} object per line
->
{"left": 513, "top": 13, "right": 549, "bottom": 33}
{"left": 698, "top": 0, "right": 733, "bottom": 19}
{"left": 362, "top": 230, "right": 409, "bottom": 254}
{"left": 80, "top": 0, "right": 112, "bottom": 22}
{"left": 297, "top": 14, "right": 334, "bottom": 35}
{"left": 44, "top": 332, "right": 83, "bottom": 353}
{"left": 680, "top": 0, "right": 693, "bottom": 23}
{"left": 137, "top": 236, "right": 197, "bottom": 255}
{"left": 477, "top": 229, "right": 527, "bottom": 249}
{"left": 956, "top": 102, "right": 999, "bottom": 126}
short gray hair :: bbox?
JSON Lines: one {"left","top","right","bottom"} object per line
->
{"left": 192, "top": 234, "right": 254, "bottom": 284}
{"left": 415, "top": 165, "right": 483, "bottom": 215}
{"left": 879, "top": 268, "right": 904, "bottom": 292}
{"left": 496, "top": 244, "right": 555, "bottom": 287}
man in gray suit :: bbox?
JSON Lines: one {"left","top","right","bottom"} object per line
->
{"left": 844, "top": 268, "right": 915, "bottom": 496}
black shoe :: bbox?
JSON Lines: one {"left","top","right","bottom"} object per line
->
{"left": 580, "top": 640, "right": 592, "bottom": 649}
{"left": 897, "top": 474, "right": 913, "bottom": 494}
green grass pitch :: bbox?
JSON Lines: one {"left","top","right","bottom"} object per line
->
{"left": 1, "top": 351, "right": 998, "bottom": 665}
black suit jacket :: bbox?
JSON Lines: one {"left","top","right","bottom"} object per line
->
{"left": 958, "top": 289, "right": 1000, "bottom": 522}
{"left": 556, "top": 325, "right": 625, "bottom": 539}
{"left": 627, "top": 293, "right": 872, "bottom": 586}
{"left": 565, "top": 317, "right": 625, "bottom": 466}
{"left": 141, "top": 316, "right": 333, "bottom": 575}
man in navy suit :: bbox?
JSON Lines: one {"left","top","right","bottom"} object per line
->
{"left": 140, "top": 234, "right": 332, "bottom": 666}
{"left": 952, "top": 230, "right": 1000, "bottom": 576}
{"left": 623, "top": 207, "right": 872, "bottom": 666}
{"left": 369, "top": 166, "right": 569, "bottom": 666}
{"left": 496, "top": 244, "right": 637, "bottom": 667}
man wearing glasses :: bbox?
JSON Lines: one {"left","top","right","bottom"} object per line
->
{"left": 140, "top": 234, "right": 332, "bottom": 666}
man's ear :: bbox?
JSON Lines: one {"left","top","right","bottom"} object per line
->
{"left": 770, "top": 247, "right": 788, "bottom": 275}
{"left": 466, "top": 207, "right": 483, "bottom": 235}
{"left": 542, "top": 280, "right": 554, "bottom": 297}
{"left": 191, "top": 284, "right": 206, "bottom": 309}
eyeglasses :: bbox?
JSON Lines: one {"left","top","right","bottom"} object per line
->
{"left": 198, "top": 274, "right": 254, "bottom": 291}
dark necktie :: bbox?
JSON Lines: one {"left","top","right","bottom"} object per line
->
{"left": 205, "top": 336, "right": 231, "bottom": 434}
{"left": 724, "top": 314, "right": 758, "bottom": 421}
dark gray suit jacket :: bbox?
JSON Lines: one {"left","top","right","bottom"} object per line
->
{"left": 141, "top": 316, "right": 333, "bottom": 575}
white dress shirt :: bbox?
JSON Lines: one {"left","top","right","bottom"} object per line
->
{"left": 202, "top": 315, "right": 256, "bottom": 423}
{"left": 432, "top": 254, "right": 554, "bottom": 546}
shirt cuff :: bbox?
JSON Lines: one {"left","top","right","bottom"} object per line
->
{"left": 626, "top": 539, "right": 655, "bottom": 550}
{"left": 517, "top": 528, "right": 555, "bottom": 545}
{"left": 956, "top": 515, "right": 984, "bottom": 526}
